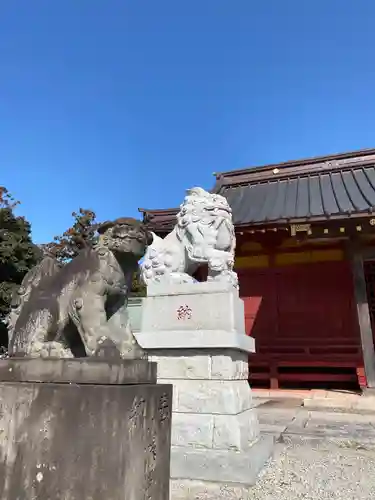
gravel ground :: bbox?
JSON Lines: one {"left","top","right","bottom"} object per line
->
{"left": 248, "top": 437, "right": 375, "bottom": 500}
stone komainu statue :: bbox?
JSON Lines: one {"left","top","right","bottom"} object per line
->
{"left": 8, "top": 218, "right": 152, "bottom": 359}
{"left": 140, "top": 187, "right": 238, "bottom": 287}
{"left": 6, "top": 253, "right": 61, "bottom": 347}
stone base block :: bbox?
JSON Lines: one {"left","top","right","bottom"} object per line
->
{"left": 143, "top": 344, "right": 271, "bottom": 495}
{"left": 160, "top": 378, "right": 253, "bottom": 414}
{"left": 172, "top": 409, "right": 259, "bottom": 451}
{"left": 0, "top": 358, "right": 172, "bottom": 500}
{"left": 141, "top": 282, "right": 249, "bottom": 339}
{"left": 171, "top": 434, "right": 275, "bottom": 488}
{"left": 149, "top": 349, "right": 250, "bottom": 380}
{"left": 136, "top": 282, "right": 272, "bottom": 497}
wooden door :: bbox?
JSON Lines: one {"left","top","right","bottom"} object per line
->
{"left": 238, "top": 268, "right": 277, "bottom": 341}
{"left": 275, "top": 261, "right": 357, "bottom": 343}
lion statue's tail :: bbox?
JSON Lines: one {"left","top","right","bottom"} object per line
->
{"left": 7, "top": 254, "right": 61, "bottom": 344}
{"left": 140, "top": 231, "right": 168, "bottom": 285}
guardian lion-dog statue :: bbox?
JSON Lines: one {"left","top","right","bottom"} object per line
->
{"left": 8, "top": 218, "right": 152, "bottom": 359}
{"left": 140, "top": 187, "right": 238, "bottom": 287}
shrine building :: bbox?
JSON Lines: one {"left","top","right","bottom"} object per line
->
{"left": 139, "top": 148, "right": 375, "bottom": 392}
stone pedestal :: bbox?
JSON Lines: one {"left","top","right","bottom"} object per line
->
{"left": 135, "top": 282, "right": 275, "bottom": 499}
{"left": 0, "top": 358, "right": 172, "bottom": 500}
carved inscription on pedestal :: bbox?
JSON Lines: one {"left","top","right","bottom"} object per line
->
{"left": 128, "top": 396, "right": 146, "bottom": 433}
{"left": 145, "top": 434, "right": 157, "bottom": 500}
{"left": 177, "top": 304, "right": 192, "bottom": 320}
{"left": 158, "top": 392, "right": 170, "bottom": 423}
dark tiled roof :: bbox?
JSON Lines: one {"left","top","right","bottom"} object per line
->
{"left": 139, "top": 148, "right": 375, "bottom": 230}
{"left": 139, "top": 208, "right": 177, "bottom": 232}
{"left": 222, "top": 166, "right": 375, "bottom": 225}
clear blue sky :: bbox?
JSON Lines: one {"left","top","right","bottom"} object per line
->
{"left": 1, "top": 1, "right": 375, "bottom": 243}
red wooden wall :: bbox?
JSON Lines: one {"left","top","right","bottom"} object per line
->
{"left": 238, "top": 261, "right": 363, "bottom": 389}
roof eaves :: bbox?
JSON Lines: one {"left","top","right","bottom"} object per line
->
{"left": 216, "top": 156, "right": 375, "bottom": 190}
{"left": 215, "top": 147, "right": 375, "bottom": 184}
{"left": 138, "top": 207, "right": 178, "bottom": 215}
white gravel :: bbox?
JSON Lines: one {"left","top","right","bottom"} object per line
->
{"left": 248, "top": 437, "right": 375, "bottom": 500}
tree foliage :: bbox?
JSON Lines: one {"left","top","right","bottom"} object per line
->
{"left": 0, "top": 187, "right": 41, "bottom": 345}
{"left": 42, "top": 208, "right": 98, "bottom": 264}
{"left": 130, "top": 268, "right": 147, "bottom": 297}
{"left": 0, "top": 186, "right": 20, "bottom": 211}
{"left": 43, "top": 208, "right": 146, "bottom": 296}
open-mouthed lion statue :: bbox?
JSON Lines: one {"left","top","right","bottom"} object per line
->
{"left": 140, "top": 187, "right": 238, "bottom": 288}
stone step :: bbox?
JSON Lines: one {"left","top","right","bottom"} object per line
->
{"left": 303, "top": 396, "right": 375, "bottom": 414}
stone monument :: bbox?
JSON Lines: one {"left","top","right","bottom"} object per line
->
{"left": 139, "top": 189, "right": 274, "bottom": 499}
{"left": 0, "top": 218, "right": 172, "bottom": 500}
